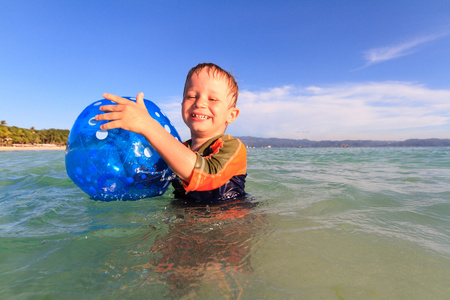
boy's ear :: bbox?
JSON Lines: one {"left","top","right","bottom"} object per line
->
{"left": 226, "top": 107, "right": 240, "bottom": 124}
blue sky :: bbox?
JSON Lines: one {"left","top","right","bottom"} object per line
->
{"left": 1, "top": 0, "right": 450, "bottom": 141}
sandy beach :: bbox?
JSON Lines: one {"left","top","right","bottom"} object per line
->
{"left": 0, "top": 145, "right": 66, "bottom": 151}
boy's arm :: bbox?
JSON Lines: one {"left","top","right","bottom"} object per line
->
{"left": 95, "top": 93, "right": 197, "bottom": 183}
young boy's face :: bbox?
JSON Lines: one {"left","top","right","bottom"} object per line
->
{"left": 182, "top": 69, "right": 239, "bottom": 140}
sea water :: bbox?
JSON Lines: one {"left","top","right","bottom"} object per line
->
{"left": 0, "top": 147, "right": 449, "bottom": 299}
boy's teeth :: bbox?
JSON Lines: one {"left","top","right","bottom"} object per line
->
{"left": 192, "top": 114, "right": 209, "bottom": 119}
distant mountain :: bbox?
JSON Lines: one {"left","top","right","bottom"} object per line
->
{"left": 236, "top": 136, "right": 450, "bottom": 148}
{"left": 2, "top": 120, "right": 448, "bottom": 148}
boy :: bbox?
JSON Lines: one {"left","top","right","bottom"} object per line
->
{"left": 95, "top": 63, "right": 247, "bottom": 203}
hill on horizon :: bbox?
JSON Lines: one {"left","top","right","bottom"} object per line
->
{"left": 1, "top": 121, "right": 449, "bottom": 148}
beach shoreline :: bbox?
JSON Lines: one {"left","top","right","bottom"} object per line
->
{"left": 0, "top": 145, "right": 66, "bottom": 151}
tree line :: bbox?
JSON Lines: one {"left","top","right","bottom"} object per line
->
{"left": 0, "top": 121, "right": 70, "bottom": 146}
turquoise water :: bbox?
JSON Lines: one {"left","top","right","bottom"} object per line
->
{"left": 1, "top": 147, "right": 449, "bottom": 299}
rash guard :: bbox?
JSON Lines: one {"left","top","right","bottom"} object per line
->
{"left": 172, "top": 134, "right": 247, "bottom": 203}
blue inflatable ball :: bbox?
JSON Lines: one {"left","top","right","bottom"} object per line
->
{"left": 65, "top": 97, "right": 181, "bottom": 201}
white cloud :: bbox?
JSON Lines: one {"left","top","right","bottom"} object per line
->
{"left": 229, "top": 82, "right": 450, "bottom": 140}
{"left": 361, "top": 31, "right": 449, "bottom": 68}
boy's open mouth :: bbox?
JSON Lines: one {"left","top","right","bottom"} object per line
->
{"left": 191, "top": 113, "right": 211, "bottom": 120}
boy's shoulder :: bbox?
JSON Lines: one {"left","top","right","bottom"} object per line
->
{"left": 210, "top": 134, "right": 247, "bottom": 152}
{"left": 212, "top": 134, "right": 244, "bottom": 144}
{"left": 220, "top": 134, "right": 240, "bottom": 142}
{"left": 209, "top": 134, "right": 245, "bottom": 153}
{"left": 184, "top": 134, "right": 245, "bottom": 153}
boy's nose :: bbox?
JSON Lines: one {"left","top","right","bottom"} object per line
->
{"left": 194, "top": 97, "right": 207, "bottom": 108}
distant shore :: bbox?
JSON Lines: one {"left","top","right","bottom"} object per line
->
{"left": 0, "top": 144, "right": 66, "bottom": 151}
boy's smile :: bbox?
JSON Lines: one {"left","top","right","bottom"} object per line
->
{"left": 190, "top": 113, "right": 211, "bottom": 120}
{"left": 182, "top": 70, "right": 239, "bottom": 141}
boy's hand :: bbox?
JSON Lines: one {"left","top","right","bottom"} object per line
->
{"left": 96, "top": 92, "right": 197, "bottom": 183}
{"left": 95, "top": 92, "right": 152, "bottom": 135}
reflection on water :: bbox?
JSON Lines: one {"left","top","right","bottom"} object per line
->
{"left": 133, "top": 199, "right": 268, "bottom": 298}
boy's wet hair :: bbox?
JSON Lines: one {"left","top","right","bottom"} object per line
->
{"left": 184, "top": 63, "right": 239, "bottom": 107}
